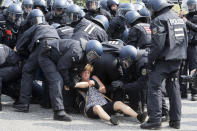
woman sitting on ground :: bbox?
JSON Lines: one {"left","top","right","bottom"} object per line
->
{"left": 74, "top": 64, "right": 147, "bottom": 125}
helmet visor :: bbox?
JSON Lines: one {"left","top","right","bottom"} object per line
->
{"left": 8, "top": 12, "right": 22, "bottom": 23}
{"left": 86, "top": 1, "right": 100, "bottom": 10}
{"left": 31, "top": 16, "right": 45, "bottom": 25}
{"left": 66, "top": 12, "right": 80, "bottom": 24}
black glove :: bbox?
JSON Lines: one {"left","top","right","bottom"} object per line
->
{"left": 111, "top": 80, "right": 124, "bottom": 89}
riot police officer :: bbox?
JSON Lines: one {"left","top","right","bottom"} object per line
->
{"left": 140, "top": 0, "right": 187, "bottom": 129}
{"left": 38, "top": 38, "right": 103, "bottom": 114}
{"left": 107, "top": 0, "right": 119, "bottom": 17}
{"left": 124, "top": 10, "right": 151, "bottom": 49}
{"left": 64, "top": 4, "right": 108, "bottom": 42}
{"left": 45, "top": 0, "right": 68, "bottom": 25}
{"left": 93, "top": 40, "right": 147, "bottom": 106}
{"left": 107, "top": 3, "right": 134, "bottom": 40}
{"left": 0, "top": 3, "right": 23, "bottom": 49}
{"left": 13, "top": 9, "right": 68, "bottom": 121}
{"left": 179, "top": 0, "right": 197, "bottom": 101}
{"left": 84, "top": 0, "right": 112, "bottom": 21}
{"left": 21, "top": 0, "right": 33, "bottom": 19}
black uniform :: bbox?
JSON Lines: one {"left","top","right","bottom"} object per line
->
{"left": 0, "top": 44, "right": 22, "bottom": 110}
{"left": 84, "top": 8, "right": 112, "bottom": 22}
{"left": 71, "top": 18, "right": 108, "bottom": 42}
{"left": 16, "top": 23, "right": 60, "bottom": 108}
{"left": 180, "top": 13, "right": 197, "bottom": 98}
{"left": 56, "top": 25, "right": 74, "bottom": 39}
{"left": 38, "top": 39, "right": 86, "bottom": 111}
{"left": 147, "top": 9, "right": 187, "bottom": 123}
{"left": 125, "top": 23, "right": 151, "bottom": 49}
{"left": 92, "top": 42, "right": 124, "bottom": 101}
{"left": 107, "top": 16, "right": 127, "bottom": 40}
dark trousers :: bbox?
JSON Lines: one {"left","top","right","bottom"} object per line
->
{"left": 180, "top": 45, "right": 197, "bottom": 95}
{"left": 147, "top": 60, "right": 182, "bottom": 122}
{"left": 38, "top": 46, "right": 64, "bottom": 111}
{"left": 19, "top": 46, "right": 40, "bottom": 104}
{"left": 0, "top": 65, "right": 21, "bottom": 99}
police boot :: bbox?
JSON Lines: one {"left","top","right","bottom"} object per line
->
{"left": 13, "top": 103, "right": 29, "bottom": 112}
{"left": 191, "top": 94, "right": 197, "bottom": 101}
{"left": 169, "top": 121, "right": 180, "bottom": 129}
{"left": 137, "top": 112, "right": 147, "bottom": 123}
{"left": 110, "top": 116, "right": 119, "bottom": 125}
{"left": 140, "top": 120, "right": 161, "bottom": 130}
{"left": 54, "top": 110, "right": 72, "bottom": 121}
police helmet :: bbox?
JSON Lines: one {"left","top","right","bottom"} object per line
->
{"left": 85, "top": 40, "right": 103, "bottom": 64}
{"left": 22, "top": 0, "right": 33, "bottom": 9}
{"left": 125, "top": 10, "right": 147, "bottom": 25}
{"left": 134, "top": 1, "right": 145, "bottom": 11}
{"left": 119, "top": 45, "right": 137, "bottom": 68}
{"left": 92, "top": 15, "right": 109, "bottom": 31}
{"left": 53, "top": 0, "right": 68, "bottom": 10}
{"left": 65, "top": 4, "right": 84, "bottom": 25}
{"left": 100, "top": 0, "right": 108, "bottom": 10}
{"left": 86, "top": 0, "right": 100, "bottom": 11}
{"left": 27, "top": 9, "right": 45, "bottom": 26}
{"left": 138, "top": 6, "right": 150, "bottom": 17}
{"left": 146, "top": 0, "right": 173, "bottom": 14}
{"left": 107, "top": 0, "right": 120, "bottom": 8}
{"left": 187, "top": 0, "right": 197, "bottom": 12}
{"left": 22, "top": 0, "right": 33, "bottom": 14}
{"left": 7, "top": 3, "right": 23, "bottom": 24}
{"left": 116, "top": 3, "right": 135, "bottom": 18}
{"left": 33, "top": 0, "right": 48, "bottom": 12}
{"left": 122, "top": 28, "right": 129, "bottom": 42}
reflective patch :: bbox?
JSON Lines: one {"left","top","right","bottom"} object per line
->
{"left": 174, "top": 27, "right": 184, "bottom": 40}
{"left": 109, "top": 41, "right": 119, "bottom": 45}
{"left": 88, "top": 26, "right": 96, "bottom": 34}
{"left": 61, "top": 28, "right": 72, "bottom": 33}
{"left": 169, "top": 19, "right": 184, "bottom": 25}
{"left": 84, "top": 24, "right": 91, "bottom": 32}
{"left": 84, "top": 24, "right": 95, "bottom": 35}
{"left": 152, "top": 27, "right": 157, "bottom": 35}
{"left": 141, "top": 68, "right": 147, "bottom": 76}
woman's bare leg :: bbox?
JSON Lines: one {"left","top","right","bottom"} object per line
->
{"left": 113, "top": 101, "right": 138, "bottom": 118}
{"left": 93, "top": 105, "right": 111, "bottom": 121}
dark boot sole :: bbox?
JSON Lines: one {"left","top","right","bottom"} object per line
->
{"left": 14, "top": 108, "right": 29, "bottom": 113}
{"left": 53, "top": 116, "right": 72, "bottom": 122}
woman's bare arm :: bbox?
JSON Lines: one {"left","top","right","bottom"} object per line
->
{"left": 92, "top": 75, "right": 106, "bottom": 94}
{"left": 75, "top": 82, "right": 89, "bottom": 88}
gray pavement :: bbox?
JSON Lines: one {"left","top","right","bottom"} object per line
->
{"left": 0, "top": 95, "right": 197, "bottom": 131}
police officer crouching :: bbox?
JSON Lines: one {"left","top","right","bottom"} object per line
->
{"left": 140, "top": 0, "right": 187, "bottom": 129}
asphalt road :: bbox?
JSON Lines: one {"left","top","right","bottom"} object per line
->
{"left": 0, "top": 95, "right": 197, "bottom": 131}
